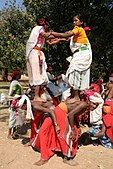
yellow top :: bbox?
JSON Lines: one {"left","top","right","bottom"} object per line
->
{"left": 72, "top": 26, "right": 88, "bottom": 44}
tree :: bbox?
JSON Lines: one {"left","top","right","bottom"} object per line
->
{"left": 23, "top": 0, "right": 113, "bottom": 80}
{"left": 0, "top": 1, "right": 31, "bottom": 74}
{"left": 0, "top": 0, "right": 113, "bottom": 81}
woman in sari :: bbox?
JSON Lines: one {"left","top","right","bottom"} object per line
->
{"left": 51, "top": 14, "right": 92, "bottom": 101}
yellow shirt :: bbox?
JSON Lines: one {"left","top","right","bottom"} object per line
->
{"left": 72, "top": 26, "right": 88, "bottom": 44}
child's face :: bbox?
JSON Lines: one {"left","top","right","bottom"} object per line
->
{"left": 48, "top": 66, "right": 53, "bottom": 72}
{"left": 90, "top": 102, "right": 98, "bottom": 111}
{"left": 73, "top": 17, "right": 83, "bottom": 26}
{"left": 7, "top": 73, "right": 13, "bottom": 81}
{"left": 17, "top": 74, "right": 21, "bottom": 80}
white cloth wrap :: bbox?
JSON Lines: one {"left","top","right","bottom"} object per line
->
{"left": 26, "top": 25, "right": 44, "bottom": 59}
{"left": 66, "top": 36, "right": 92, "bottom": 90}
{"left": 89, "top": 92, "right": 104, "bottom": 125}
{"left": 18, "top": 95, "right": 34, "bottom": 120}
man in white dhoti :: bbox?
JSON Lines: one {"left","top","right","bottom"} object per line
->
{"left": 26, "top": 18, "right": 53, "bottom": 101}
{"left": 51, "top": 14, "right": 92, "bottom": 101}
{"left": 26, "top": 18, "right": 67, "bottom": 101}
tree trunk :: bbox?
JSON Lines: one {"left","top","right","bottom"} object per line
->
{"left": 2, "top": 67, "right": 8, "bottom": 81}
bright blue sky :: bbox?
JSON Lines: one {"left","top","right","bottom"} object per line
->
{"left": 0, "top": 0, "right": 23, "bottom": 9}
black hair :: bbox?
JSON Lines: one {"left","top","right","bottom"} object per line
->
{"left": 74, "top": 14, "right": 85, "bottom": 22}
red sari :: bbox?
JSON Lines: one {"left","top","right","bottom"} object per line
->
{"left": 30, "top": 102, "right": 79, "bottom": 160}
{"left": 102, "top": 99, "right": 113, "bottom": 143}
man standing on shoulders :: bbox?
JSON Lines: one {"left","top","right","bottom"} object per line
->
{"left": 26, "top": 18, "right": 51, "bottom": 102}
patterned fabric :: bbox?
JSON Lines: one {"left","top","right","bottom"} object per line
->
{"left": 9, "top": 99, "right": 24, "bottom": 128}
{"left": 89, "top": 125, "right": 113, "bottom": 149}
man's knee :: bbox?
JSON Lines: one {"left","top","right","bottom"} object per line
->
{"left": 80, "top": 101, "right": 88, "bottom": 109}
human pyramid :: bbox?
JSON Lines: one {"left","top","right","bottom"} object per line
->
{"left": 7, "top": 14, "right": 113, "bottom": 166}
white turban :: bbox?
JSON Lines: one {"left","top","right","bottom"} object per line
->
{"left": 89, "top": 92, "right": 103, "bottom": 104}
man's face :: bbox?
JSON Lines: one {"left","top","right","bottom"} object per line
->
{"left": 7, "top": 73, "right": 13, "bottom": 81}
{"left": 48, "top": 66, "right": 53, "bottom": 72}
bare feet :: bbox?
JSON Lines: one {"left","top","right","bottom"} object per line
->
{"left": 7, "top": 133, "right": 19, "bottom": 139}
{"left": 34, "top": 159, "right": 48, "bottom": 166}
{"left": 63, "top": 158, "right": 78, "bottom": 166}
{"left": 12, "top": 133, "right": 19, "bottom": 139}
{"left": 24, "top": 142, "right": 31, "bottom": 147}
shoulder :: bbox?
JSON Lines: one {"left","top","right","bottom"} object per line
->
{"left": 72, "top": 26, "right": 80, "bottom": 34}
{"left": 32, "top": 25, "right": 44, "bottom": 32}
{"left": 10, "top": 80, "right": 18, "bottom": 86}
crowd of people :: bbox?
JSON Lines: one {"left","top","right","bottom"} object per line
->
{"left": 4, "top": 14, "right": 113, "bottom": 166}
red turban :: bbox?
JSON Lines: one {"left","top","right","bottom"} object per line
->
{"left": 10, "top": 70, "right": 21, "bottom": 78}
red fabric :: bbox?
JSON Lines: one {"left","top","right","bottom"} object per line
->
{"left": 90, "top": 79, "right": 103, "bottom": 93}
{"left": 54, "top": 106, "right": 79, "bottom": 157}
{"left": 30, "top": 113, "right": 43, "bottom": 140}
{"left": 84, "top": 26, "right": 91, "bottom": 31}
{"left": 103, "top": 114, "right": 113, "bottom": 142}
{"left": 104, "top": 99, "right": 113, "bottom": 115}
{"left": 90, "top": 83, "right": 101, "bottom": 93}
{"left": 30, "top": 105, "right": 79, "bottom": 160}
{"left": 52, "top": 97, "right": 59, "bottom": 106}
{"left": 103, "top": 99, "right": 113, "bottom": 142}
{"left": 10, "top": 70, "right": 21, "bottom": 78}
{"left": 30, "top": 113, "right": 58, "bottom": 160}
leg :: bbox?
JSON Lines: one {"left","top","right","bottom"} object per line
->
{"left": 33, "top": 85, "right": 46, "bottom": 102}
{"left": 7, "top": 128, "right": 13, "bottom": 139}
{"left": 68, "top": 71, "right": 81, "bottom": 102}
{"left": 12, "top": 127, "right": 19, "bottom": 139}
{"left": 34, "top": 159, "right": 48, "bottom": 166}
{"left": 32, "top": 118, "right": 55, "bottom": 165}
{"left": 63, "top": 156, "right": 78, "bottom": 166}
{"left": 33, "top": 85, "right": 41, "bottom": 101}
{"left": 68, "top": 101, "right": 88, "bottom": 140}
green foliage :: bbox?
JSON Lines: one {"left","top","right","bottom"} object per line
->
{"left": 0, "top": 2, "right": 31, "bottom": 72}
{"left": 0, "top": 0, "right": 113, "bottom": 80}
{"left": 23, "top": 0, "right": 113, "bottom": 79}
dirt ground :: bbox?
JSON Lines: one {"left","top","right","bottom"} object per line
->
{"left": 0, "top": 79, "right": 113, "bottom": 169}
{"left": 0, "top": 107, "right": 113, "bottom": 169}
